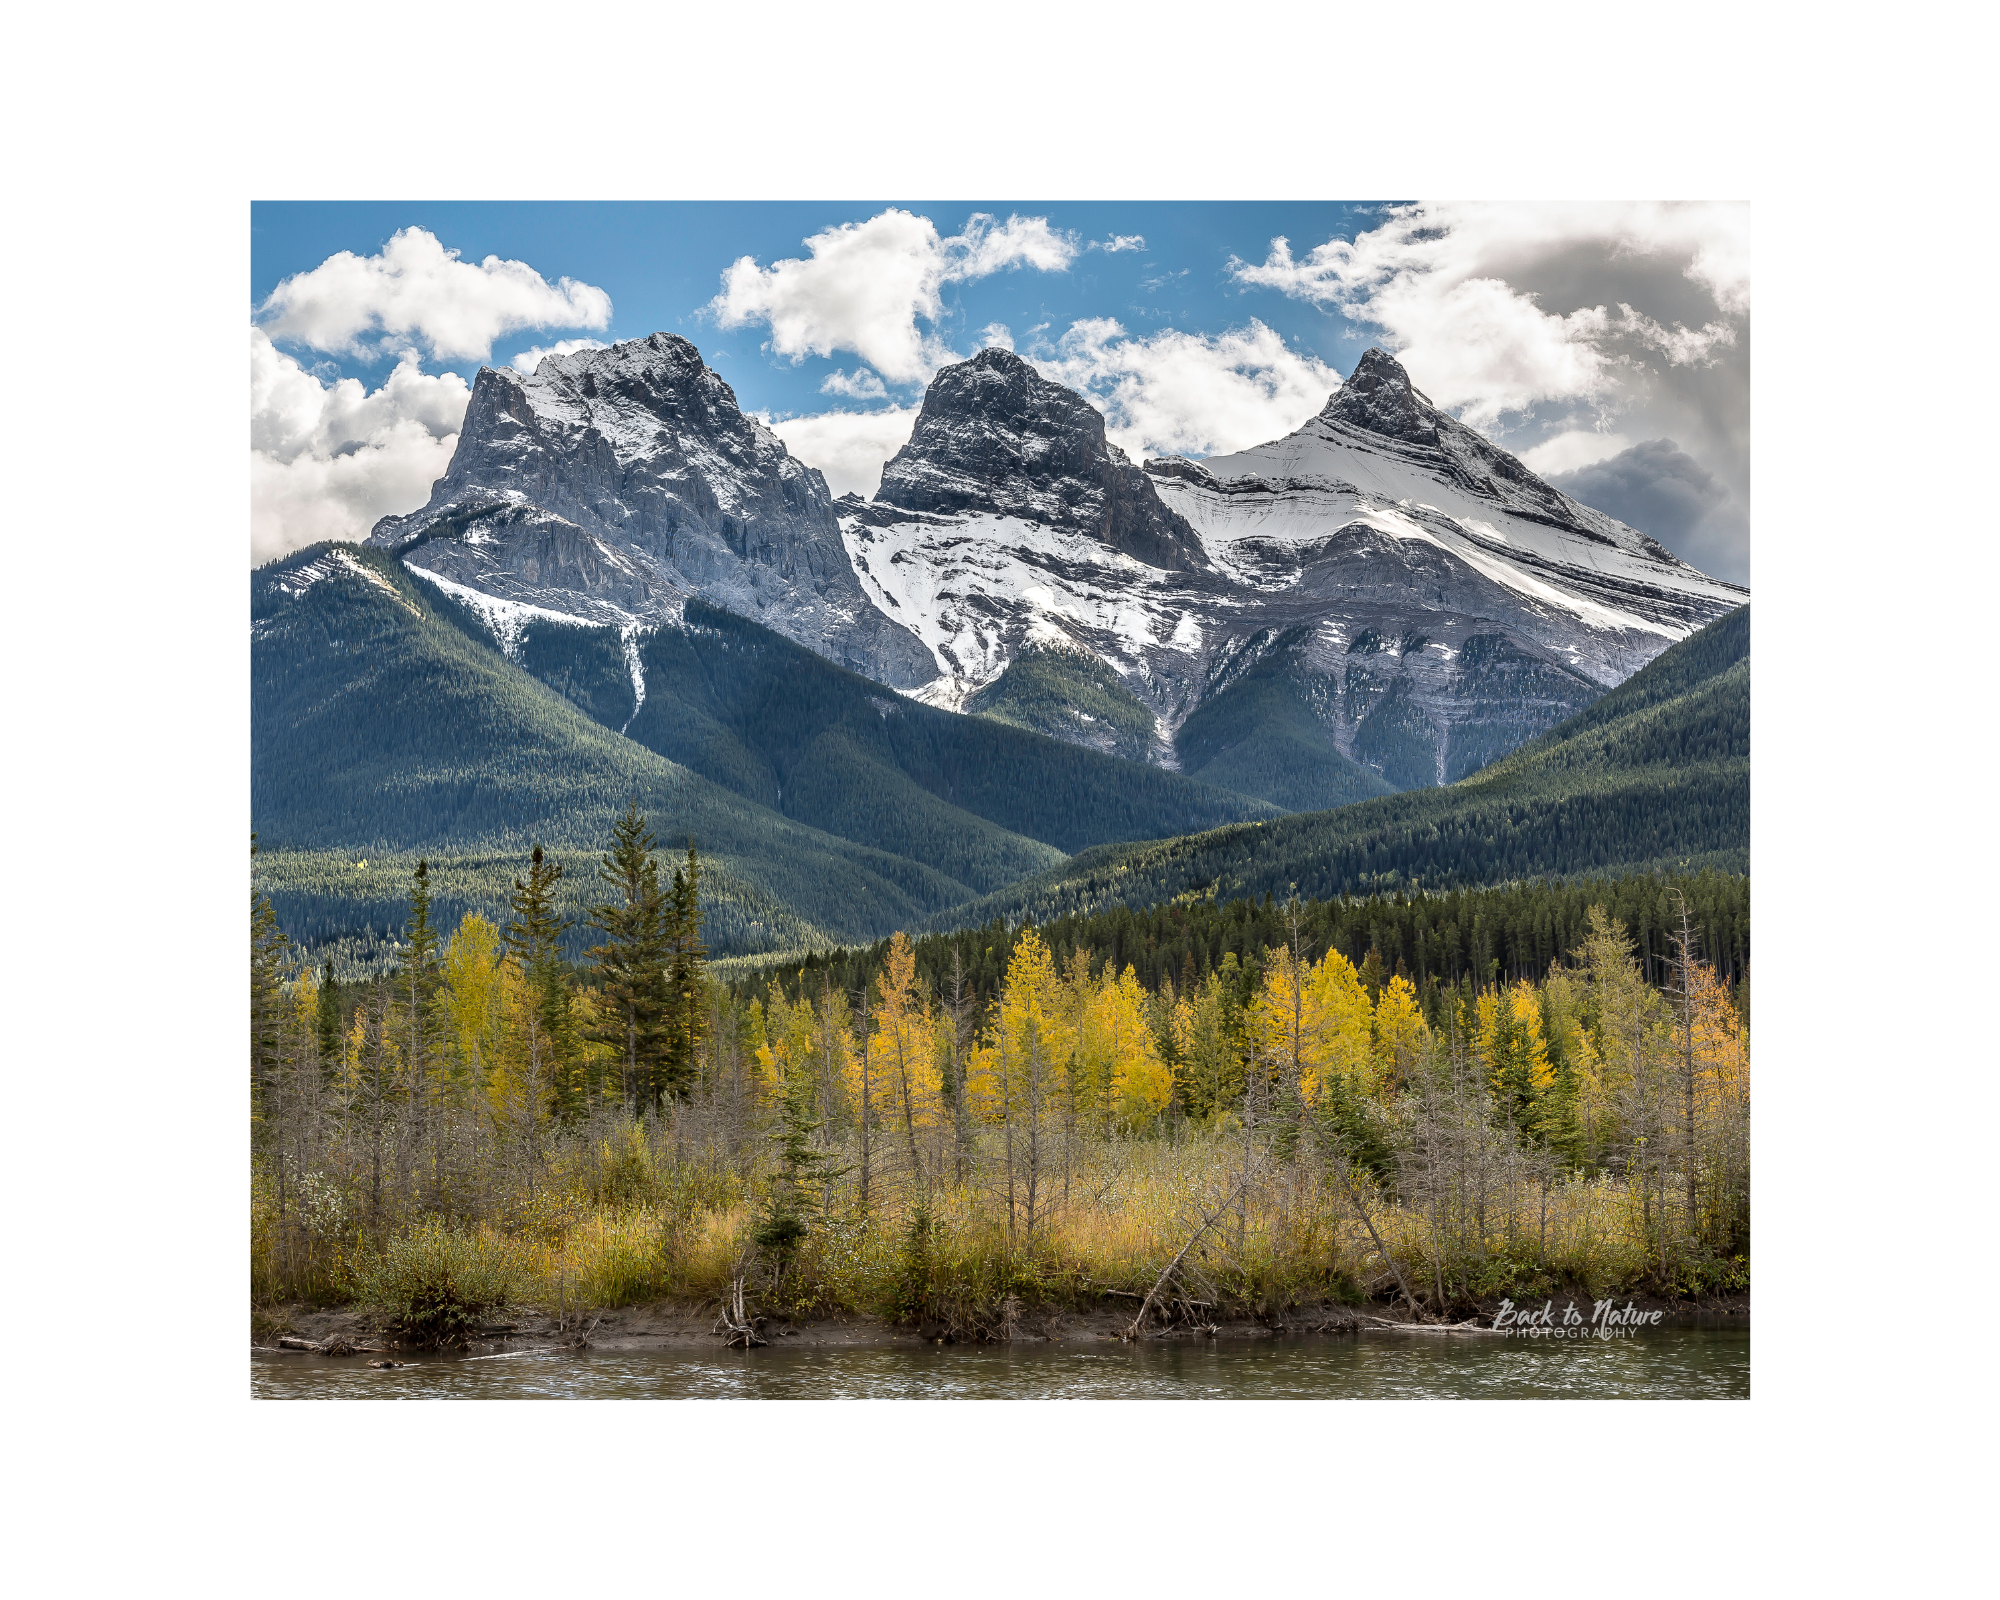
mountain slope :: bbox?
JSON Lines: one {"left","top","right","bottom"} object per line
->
{"left": 1172, "top": 642, "right": 1400, "bottom": 810}
{"left": 928, "top": 604, "right": 1749, "bottom": 929}
{"left": 964, "top": 642, "right": 1165, "bottom": 763}
{"left": 460, "top": 590, "right": 1279, "bottom": 884}
{"left": 253, "top": 545, "right": 999, "bottom": 951}
{"left": 353, "top": 332, "right": 1742, "bottom": 802}
{"left": 845, "top": 346, "right": 1740, "bottom": 788}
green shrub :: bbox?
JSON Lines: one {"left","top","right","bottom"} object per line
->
{"left": 353, "top": 1220, "right": 524, "bottom": 1347}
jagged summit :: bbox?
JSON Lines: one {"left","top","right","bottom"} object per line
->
{"left": 876, "top": 348, "right": 1206, "bottom": 572}
{"left": 338, "top": 323, "right": 1739, "bottom": 802}
{"left": 365, "top": 332, "right": 937, "bottom": 689}
{"left": 1322, "top": 347, "right": 1439, "bottom": 444}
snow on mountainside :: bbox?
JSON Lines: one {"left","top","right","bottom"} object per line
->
{"left": 365, "top": 333, "right": 937, "bottom": 690}
{"left": 842, "top": 346, "right": 1745, "bottom": 789}
{"left": 355, "top": 332, "right": 1743, "bottom": 799}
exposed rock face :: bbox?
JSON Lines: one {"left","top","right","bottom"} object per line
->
{"left": 876, "top": 348, "right": 1206, "bottom": 571}
{"left": 361, "top": 332, "right": 1743, "bottom": 801}
{"left": 1325, "top": 346, "right": 1440, "bottom": 445}
{"left": 367, "top": 334, "right": 936, "bottom": 688}
{"left": 841, "top": 346, "right": 1747, "bottom": 790}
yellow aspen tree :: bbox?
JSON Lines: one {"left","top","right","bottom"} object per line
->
{"left": 754, "top": 985, "right": 812, "bottom": 1092}
{"left": 1371, "top": 973, "right": 1430, "bottom": 1093}
{"left": 441, "top": 914, "right": 505, "bottom": 1102}
{"left": 1247, "top": 942, "right": 1311, "bottom": 1109}
{"left": 487, "top": 956, "right": 553, "bottom": 1151}
{"left": 1304, "top": 950, "right": 1375, "bottom": 1099}
{"left": 1064, "top": 945, "right": 1110, "bottom": 1135}
{"left": 812, "top": 976, "right": 859, "bottom": 1139}
{"left": 969, "top": 930, "right": 1071, "bottom": 1237}
{"left": 1691, "top": 963, "right": 1748, "bottom": 1110}
{"left": 1100, "top": 964, "right": 1172, "bottom": 1126}
{"left": 872, "top": 932, "right": 944, "bottom": 1190}
{"left": 1249, "top": 946, "right": 1374, "bottom": 1104}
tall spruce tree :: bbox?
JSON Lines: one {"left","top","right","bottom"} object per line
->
{"left": 404, "top": 859, "right": 440, "bottom": 1127}
{"left": 662, "top": 841, "right": 709, "bottom": 1097}
{"left": 250, "top": 834, "right": 289, "bottom": 1103}
{"left": 505, "top": 844, "right": 580, "bottom": 1118}
{"left": 587, "top": 804, "right": 672, "bottom": 1111}
{"left": 315, "top": 958, "right": 342, "bottom": 1071}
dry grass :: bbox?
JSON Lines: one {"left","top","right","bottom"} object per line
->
{"left": 257, "top": 1110, "right": 1718, "bottom": 1328}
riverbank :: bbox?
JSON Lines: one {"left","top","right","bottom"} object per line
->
{"left": 254, "top": 1290, "right": 1747, "bottom": 1357}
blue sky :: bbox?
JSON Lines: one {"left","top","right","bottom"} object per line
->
{"left": 251, "top": 201, "right": 1392, "bottom": 411}
{"left": 250, "top": 201, "right": 1752, "bottom": 581}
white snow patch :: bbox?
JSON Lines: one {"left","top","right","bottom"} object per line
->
{"left": 840, "top": 509, "right": 1195, "bottom": 704}
{"left": 405, "top": 565, "right": 600, "bottom": 659}
{"left": 618, "top": 624, "right": 650, "bottom": 733}
{"left": 275, "top": 547, "right": 416, "bottom": 612}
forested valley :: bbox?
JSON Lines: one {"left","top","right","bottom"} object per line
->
{"left": 252, "top": 807, "right": 1749, "bottom": 1347}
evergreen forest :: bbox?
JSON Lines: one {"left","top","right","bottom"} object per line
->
{"left": 253, "top": 814, "right": 1750, "bottom": 1346}
{"left": 251, "top": 549, "right": 1749, "bottom": 1346}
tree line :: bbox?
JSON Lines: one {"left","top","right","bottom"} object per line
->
{"left": 254, "top": 819, "right": 1748, "bottom": 1321}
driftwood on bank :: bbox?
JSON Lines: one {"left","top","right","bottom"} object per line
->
{"left": 716, "top": 1276, "right": 767, "bottom": 1349}
{"left": 274, "top": 1334, "right": 387, "bottom": 1355}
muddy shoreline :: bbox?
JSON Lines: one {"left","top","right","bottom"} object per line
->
{"left": 255, "top": 1291, "right": 1748, "bottom": 1358}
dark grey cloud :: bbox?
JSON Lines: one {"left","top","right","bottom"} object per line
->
{"left": 1550, "top": 438, "right": 1745, "bottom": 584}
{"left": 1552, "top": 437, "right": 1722, "bottom": 538}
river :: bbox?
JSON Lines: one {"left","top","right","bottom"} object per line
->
{"left": 252, "top": 1323, "right": 1747, "bottom": 1399}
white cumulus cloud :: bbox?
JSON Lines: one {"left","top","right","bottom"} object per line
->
{"left": 819, "top": 367, "right": 889, "bottom": 401}
{"left": 257, "top": 226, "right": 613, "bottom": 364}
{"left": 509, "top": 338, "right": 609, "bottom": 374}
{"left": 1230, "top": 200, "right": 1750, "bottom": 427}
{"left": 1092, "top": 234, "right": 1145, "bottom": 253}
{"left": 1518, "top": 429, "right": 1636, "bottom": 478}
{"left": 709, "top": 208, "right": 1076, "bottom": 386}
{"left": 1228, "top": 201, "right": 1753, "bottom": 581}
{"left": 250, "top": 328, "right": 468, "bottom": 565}
{"left": 1033, "top": 318, "right": 1342, "bottom": 462}
{"left": 977, "top": 323, "right": 1014, "bottom": 352}
{"left": 767, "top": 406, "right": 920, "bottom": 500}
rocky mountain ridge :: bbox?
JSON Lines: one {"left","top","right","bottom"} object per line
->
{"left": 367, "top": 333, "right": 936, "bottom": 689}
{"left": 363, "top": 332, "right": 1745, "bottom": 806}
{"left": 849, "top": 345, "right": 1742, "bottom": 790}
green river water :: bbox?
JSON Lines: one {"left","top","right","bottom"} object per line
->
{"left": 252, "top": 1323, "right": 1747, "bottom": 1399}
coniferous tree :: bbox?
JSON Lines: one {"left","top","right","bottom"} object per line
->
{"left": 1358, "top": 946, "right": 1386, "bottom": 1008}
{"left": 587, "top": 803, "right": 672, "bottom": 1111}
{"left": 662, "top": 841, "right": 709, "bottom": 1097}
{"left": 251, "top": 834, "right": 290, "bottom": 1102}
{"left": 505, "top": 844, "right": 579, "bottom": 1118}
{"left": 315, "top": 958, "right": 342, "bottom": 1072}
{"left": 403, "top": 859, "right": 441, "bottom": 1130}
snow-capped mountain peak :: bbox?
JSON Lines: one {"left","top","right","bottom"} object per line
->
{"left": 876, "top": 347, "right": 1206, "bottom": 573}
{"left": 365, "top": 332, "right": 937, "bottom": 689}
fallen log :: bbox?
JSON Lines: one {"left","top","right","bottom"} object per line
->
{"left": 1127, "top": 1175, "right": 1250, "bottom": 1342}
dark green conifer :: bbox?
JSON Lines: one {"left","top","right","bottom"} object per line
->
{"left": 587, "top": 803, "right": 672, "bottom": 1111}
{"left": 506, "top": 844, "right": 580, "bottom": 1117}
{"left": 250, "top": 834, "right": 289, "bottom": 1101}
{"left": 1358, "top": 946, "right": 1385, "bottom": 1007}
{"left": 662, "top": 841, "right": 709, "bottom": 1096}
{"left": 315, "top": 958, "right": 342, "bottom": 1069}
